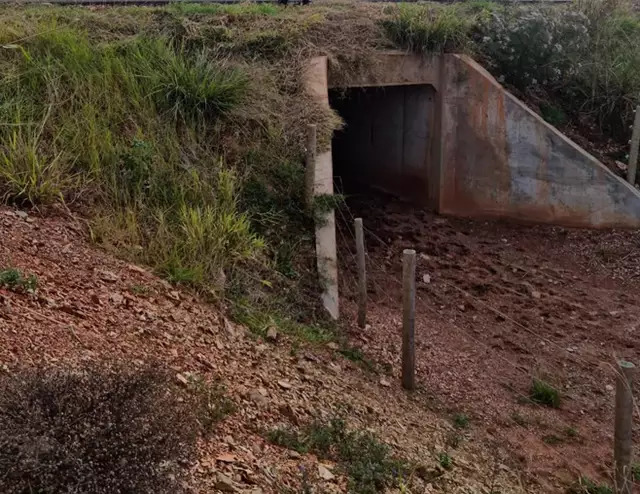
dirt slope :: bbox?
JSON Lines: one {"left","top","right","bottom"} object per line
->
{"left": 337, "top": 193, "right": 640, "bottom": 491}
{"left": 0, "top": 206, "right": 531, "bottom": 494}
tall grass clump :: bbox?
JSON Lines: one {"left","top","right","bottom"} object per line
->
{"left": 0, "top": 22, "right": 261, "bottom": 290}
{"left": 382, "top": 4, "right": 475, "bottom": 54}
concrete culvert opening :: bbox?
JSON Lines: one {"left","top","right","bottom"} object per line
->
{"left": 329, "top": 84, "right": 436, "bottom": 204}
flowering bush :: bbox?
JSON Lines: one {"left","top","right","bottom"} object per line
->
{"left": 479, "top": 9, "right": 591, "bottom": 90}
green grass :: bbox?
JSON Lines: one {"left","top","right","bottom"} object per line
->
{"left": 437, "top": 452, "right": 453, "bottom": 470}
{"left": 129, "top": 283, "right": 151, "bottom": 296}
{"left": 382, "top": 4, "right": 475, "bottom": 54}
{"left": 540, "top": 103, "right": 567, "bottom": 127}
{"left": 231, "top": 302, "right": 336, "bottom": 344}
{"left": 542, "top": 433, "right": 563, "bottom": 445}
{"left": 268, "top": 417, "right": 406, "bottom": 493}
{"left": 568, "top": 476, "right": 613, "bottom": 494}
{"left": 565, "top": 426, "right": 579, "bottom": 438}
{"left": 452, "top": 413, "right": 469, "bottom": 429}
{"left": 187, "top": 376, "right": 236, "bottom": 433}
{"left": 4, "top": 0, "right": 640, "bottom": 337}
{"left": 0, "top": 268, "right": 37, "bottom": 293}
{"left": 169, "top": 3, "right": 281, "bottom": 16}
{"left": 529, "top": 378, "right": 561, "bottom": 408}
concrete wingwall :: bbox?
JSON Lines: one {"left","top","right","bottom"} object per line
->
{"left": 439, "top": 54, "right": 640, "bottom": 228}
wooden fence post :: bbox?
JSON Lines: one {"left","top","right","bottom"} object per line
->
{"left": 305, "top": 124, "right": 317, "bottom": 210}
{"left": 355, "top": 218, "right": 367, "bottom": 329}
{"left": 402, "top": 249, "right": 416, "bottom": 390}
{"left": 614, "top": 360, "right": 635, "bottom": 494}
{"left": 627, "top": 106, "right": 640, "bottom": 185}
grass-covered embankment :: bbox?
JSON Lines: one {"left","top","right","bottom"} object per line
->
{"left": 2, "top": 0, "right": 640, "bottom": 337}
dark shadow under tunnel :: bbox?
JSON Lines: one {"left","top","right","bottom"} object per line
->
{"left": 329, "top": 84, "right": 436, "bottom": 203}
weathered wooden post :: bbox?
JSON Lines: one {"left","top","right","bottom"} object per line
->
{"left": 402, "top": 249, "right": 416, "bottom": 390}
{"left": 627, "top": 106, "right": 640, "bottom": 185}
{"left": 305, "top": 124, "right": 317, "bottom": 210}
{"left": 614, "top": 360, "right": 635, "bottom": 494}
{"left": 355, "top": 218, "right": 367, "bottom": 329}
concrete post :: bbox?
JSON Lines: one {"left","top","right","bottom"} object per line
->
{"left": 627, "top": 106, "right": 640, "bottom": 185}
{"left": 355, "top": 218, "right": 366, "bottom": 328}
{"left": 402, "top": 249, "right": 416, "bottom": 390}
{"left": 614, "top": 360, "right": 635, "bottom": 494}
{"left": 305, "top": 124, "right": 317, "bottom": 209}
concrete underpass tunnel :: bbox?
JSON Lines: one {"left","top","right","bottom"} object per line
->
{"left": 329, "top": 84, "right": 437, "bottom": 204}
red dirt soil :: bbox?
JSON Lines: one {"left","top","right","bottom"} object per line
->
{"left": 2, "top": 198, "right": 639, "bottom": 492}
{"left": 337, "top": 193, "right": 640, "bottom": 491}
{"left": 0, "top": 205, "right": 533, "bottom": 494}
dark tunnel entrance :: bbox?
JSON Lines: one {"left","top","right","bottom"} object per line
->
{"left": 329, "top": 84, "right": 436, "bottom": 203}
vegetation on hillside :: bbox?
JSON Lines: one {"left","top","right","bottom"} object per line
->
{"left": 0, "top": 0, "right": 639, "bottom": 333}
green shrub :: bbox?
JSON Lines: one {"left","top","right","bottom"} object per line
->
{"left": 479, "top": 9, "right": 590, "bottom": 89}
{"left": 0, "top": 267, "right": 37, "bottom": 292}
{"left": 569, "top": 10, "right": 640, "bottom": 136}
{"left": 0, "top": 364, "right": 198, "bottom": 494}
{"left": 529, "top": 378, "right": 561, "bottom": 408}
{"left": 383, "top": 4, "right": 474, "bottom": 54}
{"left": 478, "top": 3, "right": 640, "bottom": 139}
{"left": 438, "top": 452, "right": 453, "bottom": 470}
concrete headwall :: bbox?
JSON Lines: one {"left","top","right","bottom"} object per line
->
{"left": 439, "top": 54, "right": 640, "bottom": 228}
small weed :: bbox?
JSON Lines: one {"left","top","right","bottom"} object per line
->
{"left": 129, "top": 284, "right": 151, "bottom": 296}
{"left": 565, "top": 426, "right": 579, "bottom": 438}
{"left": 268, "top": 416, "right": 406, "bottom": 493}
{"left": 267, "top": 427, "right": 308, "bottom": 454}
{"left": 0, "top": 268, "right": 37, "bottom": 293}
{"left": 568, "top": 476, "right": 613, "bottom": 494}
{"left": 437, "top": 452, "right": 453, "bottom": 470}
{"left": 529, "top": 378, "right": 561, "bottom": 408}
{"left": 187, "top": 376, "right": 236, "bottom": 432}
{"left": 540, "top": 103, "right": 567, "bottom": 127}
{"left": 511, "top": 411, "right": 528, "bottom": 427}
{"left": 453, "top": 413, "right": 470, "bottom": 429}
{"left": 542, "top": 434, "right": 563, "bottom": 445}
{"left": 445, "top": 431, "right": 463, "bottom": 449}
{"left": 338, "top": 345, "right": 376, "bottom": 373}
{"left": 339, "top": 346, "right": 363, "bottom": 361}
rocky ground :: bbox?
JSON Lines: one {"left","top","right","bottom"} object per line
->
{"left": 3, "top": 196, "right": 639, "bottom": 492}
{"left": 337, "top": 193, "right": 640, "bottom": 492}
{"left": 0, "top": 205, "right": 531, "bottom": 493}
